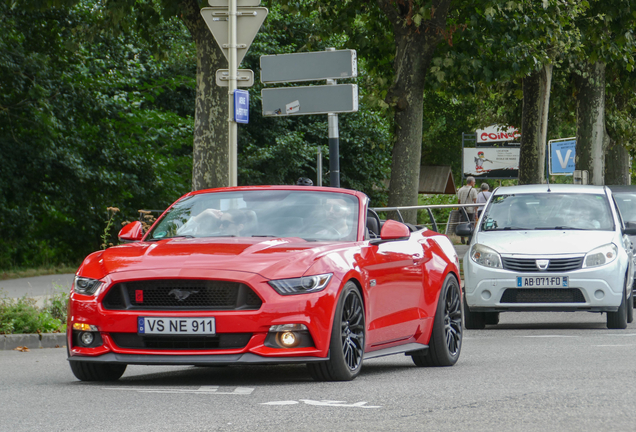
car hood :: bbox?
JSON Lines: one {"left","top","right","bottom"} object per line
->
{"left": 85, "top": 237, "right": 349, "bottom": 280}
{"left": 474, "top": 230, "right": 617, "bottom": 255}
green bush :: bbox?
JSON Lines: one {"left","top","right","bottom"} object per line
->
{"left": 0, "top": 290, "right": 68, "bottom": 334}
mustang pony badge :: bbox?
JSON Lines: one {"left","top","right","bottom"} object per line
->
{"left": 168, "top": 289, "right": 198, "bottom": 301}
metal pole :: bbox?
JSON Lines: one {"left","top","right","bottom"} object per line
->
{"left": 326, "top": 48, "right": 339, "bottom": 188}
{"left": 228, "top": 0, "right": 238, "bottom": 187}
{"left": 317, "top": 146, "right": 323, "bottom": 186}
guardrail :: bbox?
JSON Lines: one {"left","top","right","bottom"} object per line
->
{"left": 371, "top": 203, "right": 485, "bottom": 235}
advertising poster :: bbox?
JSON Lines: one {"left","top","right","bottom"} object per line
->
{"left": 476, "top": 125, "right": 521, "bottom": 144}
{"left": 463, "top": 148, "right": 520, "bottom": 178}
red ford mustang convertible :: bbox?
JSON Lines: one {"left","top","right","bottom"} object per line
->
{"left": 67, "top": 186, "right": 462, "bottom": 381}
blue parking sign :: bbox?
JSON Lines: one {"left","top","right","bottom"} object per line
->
{"left": 549, "top": 138, "right": 576, "bottom": 175}
{"left": 234, "top": 90, "right": 249, "bottom": 124}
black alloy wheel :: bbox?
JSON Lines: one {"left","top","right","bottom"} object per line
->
{"left": 307, "top": 282, "right": 365, "bottom": 381}
{"left": 412, "top": 275, "right": 462, "bottom": 367}
{"left": 607, "top": 278, "right": 628, "bottom": 329}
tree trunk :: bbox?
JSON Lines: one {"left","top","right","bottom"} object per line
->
{"left": 574, "top": 62, "right": 606, "bottom": 186}
{"left": 180, "top": 0, "right": 229, "bottom": 191}
{"left": 604, "top": 131, "right": 630, "bottom": 185}
{"left": 380, "top": 0, "right": 451, "bottom": 224}
{"left": 519, "top": 64, "right": 552, "bottom": 185}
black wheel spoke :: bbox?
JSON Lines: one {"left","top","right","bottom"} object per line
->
{"left": 443, "top": 284, "right": 462, "bottom": 356}
{"left": 339, "top": 290, "right": 364, "bottom": 371}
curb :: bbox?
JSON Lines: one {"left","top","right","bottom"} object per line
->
{"left": 1, "top": 333, "right": 66, "bottom": 351}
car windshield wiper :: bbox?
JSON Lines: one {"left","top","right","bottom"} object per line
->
{"left": 147, "top": 235, "right": 195, "bottom": 242}
{"left": 252, "top": 235, "right": 279, "bottom": 238}
{"left": 552, "top": 226, "right": 586, "bottom": 230}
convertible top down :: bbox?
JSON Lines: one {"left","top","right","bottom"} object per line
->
{"left": 67, "top": 186, "right": 462, "bottom": 381}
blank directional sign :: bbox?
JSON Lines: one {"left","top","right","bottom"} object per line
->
{"left": 549, "top": 138, "right": 576, "bottom": 175}
{"left": 261, "top": 50, "right": 357, "bottom": 83}
{"left": 200, "top": 7, "right": 268, "bottom": 66}
{"left": 262, "top": 84, "right": 358, "bottom": 116}
{"left": 208, "top": 0, "right": 260, "bottom": 6}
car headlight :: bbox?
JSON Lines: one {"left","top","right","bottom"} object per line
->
{"left": 470, "top": 244, "right": 502, "bottom": 268}
{"left": 73, "top": 276, "right": 104, "bottom": 295}
{"left": 583, "top": 243, "right": 618, "bottom": 268}
{"left": 268, "top": 274, "right": 333, "bottom": 295}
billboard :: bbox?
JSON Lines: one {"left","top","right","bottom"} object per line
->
{"left": 548, "top": 138, "right": 576, "bottom": 175}
{"left": 476, "top": 125, "right": 521, "bottom": 144}
{"left": 463, "top": 148, "right": 520, "bottom": 179}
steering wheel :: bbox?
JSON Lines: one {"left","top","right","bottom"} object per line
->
{"left": 304, "top": 224, "right": 341, "bottom": 237}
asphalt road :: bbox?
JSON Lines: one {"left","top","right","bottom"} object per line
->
{"left": 2, "top": 311, "right": 635, "bottom": 431}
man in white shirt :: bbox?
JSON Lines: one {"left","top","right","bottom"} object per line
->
{"left": 476, "top": 182, "right": 492, "bottom": 219}
{"left": 457, "top": 176, "right": 477, "bottom": 244}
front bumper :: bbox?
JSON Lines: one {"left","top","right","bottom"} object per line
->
{"left": 463, "top": 254, "right": 627, "bottom": 312}
{"left": 67, "top": 269, "right": 340, "bottom": 365}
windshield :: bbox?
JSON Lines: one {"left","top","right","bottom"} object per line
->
{"left": 613, "top": 192, "right": 636, "bottom": 226}
{"left": 480, "top": 193, "right": 614, "bottom": 231}
{"left": 147, "top": 190, "right": 360, "bottom": 241}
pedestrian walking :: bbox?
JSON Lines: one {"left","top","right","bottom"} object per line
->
{"left": 457, "top": 176, "right": 477, "bottom": 244}
{"left": 476, "top": 182, "right": 491, "bottom": 219}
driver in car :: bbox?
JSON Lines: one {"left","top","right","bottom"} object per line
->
{"left": 317, "top": 198, "right": 352, "bottom": 238}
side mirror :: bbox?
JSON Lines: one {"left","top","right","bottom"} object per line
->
{"left": 624, "top": 221, "right": 636, "bottom": 236}
{"left": 370, "top": 219, "right": 410, "bottom": 245}
{"left": 118, "top": 221, "right": 144, "bottom": 242}
{"left": 455, "top": 222, "right": 474, "bottom": 237}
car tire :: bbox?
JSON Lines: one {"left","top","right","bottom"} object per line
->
{"left": 411, "top": 275, "right": 462, "bottom": 367}
{"left": 463, "top": 294, "right": 485, "bottom": 330}
{"left": 69, "top": 361, "right": 127, "bottom": 382}
{"left": 484, "top": 312, "right": 499, "bottom": 325}
{"left": 307, "top": 282, "right": 365, "bottom": 381}
{"left": 607, "top": 283, "right": 628, "bottom": 330}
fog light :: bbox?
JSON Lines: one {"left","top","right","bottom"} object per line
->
{"left": 276, "top": 331, "right": 300, "bottom": 348}
{"left": 73, "top": 323, "right": 98, "bottom": 331}
{"left": 80, "top": 332, "right": 94, "bottom": 346}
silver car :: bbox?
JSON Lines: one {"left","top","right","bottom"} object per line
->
{"left": 462, "top": 184, "right": 634, "bottom": 329}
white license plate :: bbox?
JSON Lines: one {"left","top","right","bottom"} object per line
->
{"left": 138, "top": 317, "right": 216, "bottom": 335}
{"left": 516, "top": 276, "right": 569, "bottom": 288}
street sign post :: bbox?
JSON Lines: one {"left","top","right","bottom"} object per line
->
{"left": 260, "top": 50, "right": 357, "bottom": 83}
{"left": 201, "top": 4, "right": 268, "bottom": 187}
{"left": 548, "top": 137, "right": 576, "bottom": 175}
{"left": 260, "top": 48, "right": 358, "bottom": 187}
{"left": 261, "top": 84, "right": 358, "bottom": 116}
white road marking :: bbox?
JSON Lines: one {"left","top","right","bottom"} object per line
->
{"left": 102, "top": 386, "right": 254, "bottom": 395}
{"left": 515, "top": 335, "right": 580, "bottom": 338}
{"left": 591, "top": 344, "right": 636, "bottom": 347}
{"left": 261, "top": 399, "right": 381, "bottom": 408}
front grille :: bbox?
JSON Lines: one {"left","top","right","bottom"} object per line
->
{"left": 110, "top": 333, "right": 252, "bottom": 350}
{"left": 502, "top": 257, "right": 583, "bottom": 272}
{"left": 500, "top": 288, "right": 585, "bottom": 303}
{"left": 102, "top": 279, "right": 262, "bottom": 311}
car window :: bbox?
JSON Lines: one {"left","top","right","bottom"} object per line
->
{"left": 147, "top": 190, "right": 359, "bottom": 241}
{"left": 480, "top": 193, "right": 614, "bottom": 231}
{"left": 613, "top": 193, "right": 636, "bottom": 225}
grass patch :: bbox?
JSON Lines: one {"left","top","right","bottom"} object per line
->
{"left": 0, "top": 265, "right": 77, "bottom": 281}
{"left": 0, "top": 289, "right": 68, "bottom": 334}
